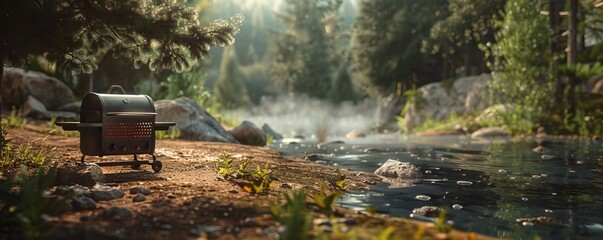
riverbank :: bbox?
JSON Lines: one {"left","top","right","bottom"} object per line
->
{"left": 1, "top": 124, "right": 501, "bottom": 239}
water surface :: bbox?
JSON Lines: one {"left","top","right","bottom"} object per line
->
{"left": 271, "top": 135, "right": 603, "bottom": 239}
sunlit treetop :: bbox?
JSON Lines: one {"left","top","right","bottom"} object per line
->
{"left": 0, "top": 0, "right": 244, "bottom": 74}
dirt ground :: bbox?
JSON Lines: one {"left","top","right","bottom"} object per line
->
{"left": 2, "top": 124, "right": 502, "bottom": 240}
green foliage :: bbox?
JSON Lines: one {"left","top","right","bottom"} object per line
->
{"left": 155, "top": 127, "right": 181, "bottom": 140}
{"left": 268, "top": 0, "right": 342, "bottom": 98}
{"left": 270, "top": 190, "right": 313, "bottom": 240}
{"left": 483, "top": 0, "right": 553, "bottom": 134}
{"left": 434, "top": 210, "right": 452, "bottom": 233}
{"left": 423, "top": 0, "right": 504, "bottom": 77}
{"left": 329, "top": 63, "right": 357, "bottom": 104}
{"left": 2, "top": 108, "right": 27, "bottom": 129}
{"left": 0, "top": 167, "right": 59, "bottom": 239}
{"left": 213, "top": 47, "right": 251, "bottom": 109}
{"left": 0, "top": 122, "right": 9, "bottom": 160}
{"left": 160, "top": 63, "right": 209, "bottom": 101}
{"left": 215, "top": 153, "right": 274, "bottom": 194}
{"left": 312, "top": 187, "right": 342, "bottom": 216}
{"left": 0, "top": 0, "right": 244, "bottom": 75}
{"left": 1, "top": 140, "right": 52, "bottom": 168}
{"left": 335, "top": 171, "right": 347, "bottom": 190}
{"left": 351, "top": 0, "right": 445, "bottom": 96}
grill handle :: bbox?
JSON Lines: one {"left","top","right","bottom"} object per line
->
{"left": 106, "top": 112, "right": 158, "bottom": 116}
{"left": 107, "top": 85, "right": 126, "bottom": 94}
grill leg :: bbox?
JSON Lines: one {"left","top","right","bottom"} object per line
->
{"left": 80, "top": 155, "right": 86, "bottom": 164}
{"left": 150, "top": 154, "right": 162, "bottom": 173}
{"left": 131, "top": 154, "right": 141, "bottom": 170}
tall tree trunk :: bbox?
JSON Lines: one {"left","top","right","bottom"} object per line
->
{"left": 567, "top": 0, "right": 579, "bottom": 119}
{"left": 550, "top": 0, "right": 565, "bottom": 111}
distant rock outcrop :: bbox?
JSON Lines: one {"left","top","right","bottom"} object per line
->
{"left": 404, "top": 74, "right": 493, "bottom": 132}
{"left": 154, "top": 97, "right": 237, "bottom": 143}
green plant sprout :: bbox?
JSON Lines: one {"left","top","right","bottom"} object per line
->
{"left": 215, "top": 153, "right": 274, "bottom": 194}
{"left": 434, "top": 210, "right": 452, "bottom": 233}
{"left": 270, "top": 190, "right": 312, "bottom": 240}
{"left": 2, "top": 108, "right": 27, "bottom": 128}
{"left": 312, "top": 187, "right": 342, "bottom": 216}
{"left": 335, "top": 171, "right": 347, "bottom": 190}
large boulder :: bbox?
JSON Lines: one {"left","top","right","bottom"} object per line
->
{"left": 404, "top": 74, "right": 493, "bottom": 132}
{"left": 23, "top": 95, "right": 77, "bottom": 120}
{"left": 262, "top": 123, "right": 283, "bottom": 140}
{"left": 2, "top": 67, "right": 74, "bottom": 110}
{"left": 154, "top": 97, "right": 237, "bottom": 143}
{"left": 230, "top": 121, "right": 266, "bottom": 146}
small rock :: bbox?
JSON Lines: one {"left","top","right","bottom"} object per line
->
{"left": 129, "top": 186, "right": 151, "bottom": 195}
{"left": 346, "top": 130, "right": 366, "bottom": 138}
{"left": 90, "top": 185, "right": 125, "bottom": 201}
{"left": 280, "top": 183, "right": 292, "bottom": 189}
{"left": 47, "top": 195, "right": 73, "bottom": 215}
{"left": 532, "top": 145, "right": 552, "bottom": 154}
{"left": 189, "top": 226, "right": 223, "bottom": 236}
{"left": 80, "top": 214, "right": 91, "bottom": 222}
{"left": 72, "top": 196, "right": 97, "bottom": 210}
{"left": 103, "top": 207, "right": 133, "bottom": 220}
{"left": 167, "top": 193, "right": 177, "bottom": 199}
{"left": 412, "top": 206, "right": 442, "bottom": 217}
{"left": 132, "top": 194, "right": 146, "bottom": 202}
{"left": 374, "top": 159, "right": 422, "bottom": 179}
{"left": 55, "top": 164, "right": 105, "bottom": 187}
{"left": 54, "top": 185, "right": 91, "bottom": 197}
{"left": 262, "top": 124, "right": 283, "bottom": 140}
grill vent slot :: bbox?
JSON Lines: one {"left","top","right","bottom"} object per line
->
{"left": 105, "top": 121, "right": 153, "bottom": 139}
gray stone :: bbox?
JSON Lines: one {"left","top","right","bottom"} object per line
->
{"left": 261, "top": 123, "right": 283, "bottom": 140}
{"left": 230, "top": 121, "right": 266, "bottom": 146}
{"left": 470, "top": 127, "right": 510, "bottom": 138}
{"left": 404, "top": 74, "right": 494, "bottom": 132}
{"left": 346, "top": 130, "right": 366, "bottom": 138}
{"left": 129, "top": 186, "right": 151, "bottom": 195}
{"left": 103, "top": 207, "right": 133, "bottom": 220}
{"left": 375, "top": 94, "right": 405, "bottom": 131}
{"left": 22, "top": 95, "right": 77, "bottom": 120}
{"left": 155, "top": 97, "right": 237, "bottom": 143}
{"left": 72, "top": 196, "right": 97, "bottom": 210}
{"left": 412, "top": 206, "right": 442, "bottom": 218}
{"left": 2, "top": 67, "right": 74, "bottom": 110}
{"left": 90, "top": 185, "right": 125, "bottom": 201}
{"left": 132, "top": 194, "right": 146, "bottom": 202}
{"left": 374, "top": 159, "right": 422, "bottom": 179}
{"left": 55, "top": 163, "right": 105, "bottom": 187}
{"left": 54, "top": 185, "right": 91, "bottom": 197}
{"left": 58, "top": 101, "right": 81, "bottom": 113}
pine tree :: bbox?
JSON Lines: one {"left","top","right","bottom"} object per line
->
{"left": 350, "top": 0, "right": 444, "bottom": 96}
{"left": 267, "top": 0, "right": 342, "bottom": 99}
{"left": 0, "top": 0, "right": 243, "bottom": 109}
{"left": 329, "top": 62, "right": 356, "bottom": 104}
{"left": 213, "top": 47, "right": 250, "bottom": 109}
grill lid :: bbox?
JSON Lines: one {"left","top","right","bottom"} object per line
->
{"left": 80, "top": 85, "right": 156, "bottom": 122}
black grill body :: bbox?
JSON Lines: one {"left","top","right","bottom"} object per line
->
{"left": 57, "top": 85, "right": 174, "bottom": 172}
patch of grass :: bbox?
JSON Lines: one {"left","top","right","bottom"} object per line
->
{"left": 270, "top": 190, "right": 312, "bottom": 240}
{"left": 311, "top": 187, "right": 342, "bottom": 216}
{"left": 156, "top": 127, "right": 181, "bottom": 140}
{"left": 0, "top": 167, "right": 60, "bottom": 239}
{"left": 335, "top": 171, "right": 347, "bottom": 190}
{"left": 1, "top": 137, "right": 53, "bottom": 168}
{"left": 2, "top": 108, "right": 27, "bottom": 128}
{"left": 1, "top": 122, "right": 9, "bottom": 160}
{"left": 215, "top": 152, "right": 274, "bottom": 194}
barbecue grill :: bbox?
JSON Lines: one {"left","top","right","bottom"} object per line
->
{"left": 56, "top": 85, "right": 175, "bottom": 172}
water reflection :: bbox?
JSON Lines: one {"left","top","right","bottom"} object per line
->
{"left": 272, "top": 135, "right": 603, "bottom": 239}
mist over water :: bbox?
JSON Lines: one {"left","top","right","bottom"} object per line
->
{"left": 230, "top": 95, "right": 377, "bottom": 138}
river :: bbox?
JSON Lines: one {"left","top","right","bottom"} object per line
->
{"left": 270, "top": 134, "right": 603, "bottom": 239}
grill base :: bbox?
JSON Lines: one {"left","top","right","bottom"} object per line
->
{"left": 80, "top": 154, "right": 163, "bottom": 173}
